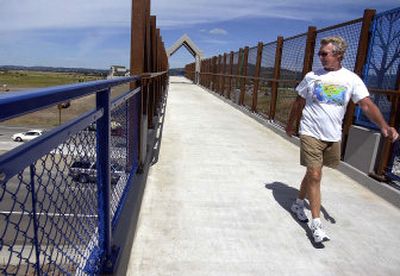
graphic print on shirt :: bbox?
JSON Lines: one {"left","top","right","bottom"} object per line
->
{"left": 312, "top": 80, "right": 346, "bottom": 106}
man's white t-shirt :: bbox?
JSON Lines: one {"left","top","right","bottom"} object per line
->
{"left": 296, "top": 67, "right": 369, "bottom": 142}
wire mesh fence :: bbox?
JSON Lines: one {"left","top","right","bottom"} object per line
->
{"left": 0, "top": 75, "right": 167, "bottom": 275}
{"left": 257, "top": 42, "right": 277, "bottom": 116}
{"left": 244, "top": 47, "right": 259, "bottom": 108}
{"left": 0, "top": 123, "right": 101, "bottom": 275}
{"left": 355, "top": 8, "right": 400, "bottom": 129}
{"left": 192, "top": 7, "right": 400, "bottom": 181}
{"left": 359, "top": 7, "right": 400, "bottom": 183}
{"left": 274, "top": 34, "right": 307, "bottom": 126}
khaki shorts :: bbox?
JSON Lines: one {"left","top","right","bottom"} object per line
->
{"left": 300, "top": 135, "right": 341, "bottom": 168}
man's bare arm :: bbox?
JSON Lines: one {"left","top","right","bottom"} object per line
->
{"left": 358, "top": 97, "right": 399, "bottom": 141}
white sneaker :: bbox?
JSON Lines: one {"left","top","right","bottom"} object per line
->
{"left": 310, "top": 221, "right": 330, "bottom": 243}
{"left": 291, "top": 201, "right": 309, "bottom": 223}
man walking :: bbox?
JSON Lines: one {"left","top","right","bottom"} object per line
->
{"left": 285, "top": 36, "right": 399, "bottom": 243}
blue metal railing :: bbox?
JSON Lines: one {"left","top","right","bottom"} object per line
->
{"left": 0, "top": 76, "right": 147, "bottom": 274}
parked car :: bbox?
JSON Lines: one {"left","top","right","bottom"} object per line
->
{"left": 85, "top": 121, "right": 124, "bottom": 136}
{"left": 12, "top": 129, "right": 45, "bottom": 142}
{"left": 69, "top": 160, "right": 124, "bottom": 185}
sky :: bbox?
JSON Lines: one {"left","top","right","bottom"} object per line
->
{"left": 0, "top": 0, "right": 399, "bottom": 69}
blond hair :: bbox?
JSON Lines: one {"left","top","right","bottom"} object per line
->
{"left": 320, "top": 36, "right": 348, "bottom": 60}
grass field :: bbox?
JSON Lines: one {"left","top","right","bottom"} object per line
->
{"left": 0, "top": 70, "right": 130, "bottom": 127}
{"left": 0, "top": 70, "right": 102, "bottom": 90}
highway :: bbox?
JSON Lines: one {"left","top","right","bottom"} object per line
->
{"left": 0, "top": 125, "right": 33, "bottom": 153}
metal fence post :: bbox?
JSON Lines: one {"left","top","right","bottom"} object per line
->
{"left": 239, "top": 47, "right": 249, "bottom": 105}
{"left": 209, "top": 58, "right": 213, "bottom": 90}
{"left": 96, "top": 88, "right": 117, "bottom": 272}
{"left": 375, "top": 76, "right": 400, "bottom": 178}
{"left": 294, "top": 26, "right": 316, "bottom": 131}
{"left": 222, "top": 53, "right": 227, "bottom": 96}
{"left": 252, "top": 42, "right": 264, "bottom": 112}
{"left": 270, "top": 36, "right": 283, "bottom": 119}
{"left": 129, "top": 0, "right": 146, "bottom": 171}
{"left": 29, "top": 164, "right": 42, "bottom": 275}
{"left": 228, "top": 51, "right": 234, "bottom": 99}
{"left": 236, "top": 48, "right": 243, "bottom": 104}
{"left": 301, "top": 26, "right": 317, "bottom": 78}
{"left": 218, "top": 55, "right": 223, "bottom": 94}
{"left": 341, "top": 8, "right": 376, "bottom": 157}
{"left": 212, "top": 56, "right": 218, "bottom": 91}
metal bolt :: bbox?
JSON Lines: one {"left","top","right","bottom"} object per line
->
{"left": 0, "top": 172, "right": 6, "bottom": 182}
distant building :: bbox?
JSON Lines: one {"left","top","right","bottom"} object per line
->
{"left": 107, "top": 65, "right": 130, "bottom": 79}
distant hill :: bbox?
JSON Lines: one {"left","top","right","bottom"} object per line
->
{"left": 169, "top": 68, "right": 185, "bottom": 76}
{"left": 0, "top": 65, "right": 108, "bottom": 76}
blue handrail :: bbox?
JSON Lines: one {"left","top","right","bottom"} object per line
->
{"left": 0, "top": 76, "right": 139, "bottom": 122}
{"left": 0, "top": 75, "right": 145, "bottom": 275}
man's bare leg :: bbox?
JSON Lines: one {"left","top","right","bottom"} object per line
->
{"left": 305, "top": 166, "right": 322, "bottom": 218}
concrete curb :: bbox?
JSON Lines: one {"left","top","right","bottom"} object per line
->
{"left": 201, "top": 85, "right": 400, "bottom": 209}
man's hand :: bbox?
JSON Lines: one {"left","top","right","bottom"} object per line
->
{"left": 382, "top": 126, "right": 399, "bottom": 142}
{"left": 358, "top": 97, "right": 399, "bottom": 142}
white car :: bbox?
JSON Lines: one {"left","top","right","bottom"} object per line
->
{"left": 12, "top": 129, "right": 44, "bottom": 142}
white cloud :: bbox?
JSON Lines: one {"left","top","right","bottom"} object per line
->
{"left": 209, "top": 28, "right": 228, "bottom": 35}
{"left": 153, "top": 0, "right": 400, "bottom": 28}
{"left": 1, "top": 0, "right": 399, "bottom": 32}
{"left": 0, "top": 0, "right": 131, "bottom": 31}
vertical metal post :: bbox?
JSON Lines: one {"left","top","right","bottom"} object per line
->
{"left": 239, "top": 46, "right": 249, "bottom": 106}
{"left": 252, "top": 42, "right": 264, "bottom": 112}
{"left": 96, "top": 88, "right": 113, "bottom": 270}
{"left": 209, "top": 58, "right": 213, "bottom": 89}
{"left": 228, "top": 51, "right": 234, "bottom": 99}
{"left": 212, "top": 56, "right": 217, "bottom": 91}
{"left": 294, "top": 26, "right": 316, "bottom": 131}
{"left": 236, "top": 48, "right": 243, "bottom": 103}
{"left": 375, "top": 76, "right": 400, "bottom": 177}
{"left": 218, "top": 55, "right": 223, "bottom": 94}
{"left": 270, "top": 36, "right": 283, "bottom": 119}
{"left": 29, "top": 164, "right": 42, "bottom": 276}
{"left": 207, "top": 59, "right": 211, "bottom": 89}
{"left": 149, "top": 16, "right": 157, "bottom": 128}
{"left": 222, "top": 53, "right": 227, "bottom": 97}
{"left": 156, "top": 28, "right": 161, "bottom": 106}
{"left": 130, "top": 0, "right": 146, "bottom": 171}
{"left": 301, "top": 26, "right": 317, "bottom": 78}
{"left": 140, "top": 0, "right": 151, "bottom": 155}
{"left": 341, "top": 9, "right": 376, "bottom": 157}
{"left": 151, "top": 16, "right": 158, "bottom": 114}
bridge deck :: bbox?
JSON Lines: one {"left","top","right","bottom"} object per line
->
{"left": 127, "top": 76, "right": 400, "bottom": 275}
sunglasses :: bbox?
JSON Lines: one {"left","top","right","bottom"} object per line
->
{"left": 318, "top": 51, "right": 333, "bottom": 57}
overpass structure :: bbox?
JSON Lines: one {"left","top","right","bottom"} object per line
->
{"left": 1, "top": 0, "right": 400, "bottom": 275}
{"left": 167, "top": 34, "right": 204, "bottom": 84}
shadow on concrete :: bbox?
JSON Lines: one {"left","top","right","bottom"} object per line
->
{"left": 150, "top": 96, "right": 167, "bottom": 166}
{"left": 265, "top": 181, "right": 336, "bottom": 249}
{"left": 113, "top": 95, "right": 168, "bottom": 275}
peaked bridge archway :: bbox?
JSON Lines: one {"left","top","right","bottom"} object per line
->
{"left": 167, "top": 34, "right": 203, "bottom": 84}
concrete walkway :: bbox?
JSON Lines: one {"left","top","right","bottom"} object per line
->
{"left": 127, "top": 76, "right": 400, "bottom": 275}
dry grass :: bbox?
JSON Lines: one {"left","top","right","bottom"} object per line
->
{"left": 1, "top": 70, "right": 130, "bottom": 128}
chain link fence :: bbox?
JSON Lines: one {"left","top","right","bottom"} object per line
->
{"left": 358, "top": 8, "right": 400, "bottom": 183}
{"left": 0, "top": 76, "right": 167, "bottom": 275}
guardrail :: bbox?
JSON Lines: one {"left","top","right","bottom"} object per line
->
{"left": 186, "top": 6, "right": 400, "bottom": 184}
{"left": 0, "top": 72, "right": 168, "bottom": 275}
